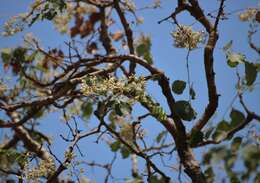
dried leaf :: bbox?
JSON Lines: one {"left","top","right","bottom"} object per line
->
{"left": 86, "top": 42, "right": 98, "bottom": 54}
{"left": 111, "top": 31, "right": 124, "bottom": 41}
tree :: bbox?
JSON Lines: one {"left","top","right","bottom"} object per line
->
{"left": 0, "top": 0, "right": 259, "bottom": 182}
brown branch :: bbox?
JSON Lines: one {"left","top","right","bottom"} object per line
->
{"left": 94, "top": 107, "right": 171, "bottom": 182}
{"left": 113, "top": 0, "right": 136, "bottom": 74}
{"left": 100, "top": 7, "right": 116, "bottom": 55}
{"left": 188, "top": 0, "right": 222, "bottom": 132}
{"left": 0, "top": 134, "right": 19, "bottom": 149}
{"left": 47, "top": 126, "right": 102, "bottom": 182}
{"left": 0, "top": 106, "right": 42, "bottom": 128}
{"left": 248, "top": 30, "right": 260, "bottom": 55}
{"left": 194, "top": 113, "right": 255, "bottom": 148}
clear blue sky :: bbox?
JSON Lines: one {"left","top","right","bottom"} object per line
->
{"left": 0, "top": 0, "right": 259, "bottom": 182}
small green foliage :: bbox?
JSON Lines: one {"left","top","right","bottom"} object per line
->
{"left": 1, "top": 48, "right": 12, "bottom": 63}
{"left": 212, "top": 120, "right": 230, "bottom": 141}
{"left": 230, "top": 108, "right": 245, "bottom": 127}
{"left": 81, "top": 102, "right": 93, "bottom": 119}
{"left": 0, "top": 149, "right": 27, "bottom": 167}
{"left": 120, "top": 145, "right": 131, "bottom": 159}
{"left": 189, "top": 129, "right": 204, "bottom": 146}
{"left": 171, "top": 80, "right": 186, "bottom": 94}
{"left": 156, "top": 130, "right": 167, "bottom": 143}
{"left": 204, "top": 127, "right": 214, "bottom": 139}
{"left": 114, "top": 102, "right": 132, "bottom": 116}
{"left": 110, "top": 141, "right": 121, "bottom": 152}
{"left": 150, "top": 175, "right": 166, "bottom": 183}
{"left": 173, "top": 100, "right": 196, "bottom": 121}
{"left": 29, "top": 0, "right": 66, "bottom": 26}
{"left": 136, "top": 34, "right": 153, "bottom": 64}
{"left": 231, "top": 137, "right": 242, "bottom": 151}
{"left": 151, "top": 105, "right": 168, "bottom": 121}
{"left": 204, "top": 167, "right": 214, "bottom": 183}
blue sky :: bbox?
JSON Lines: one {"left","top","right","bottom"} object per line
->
{"left": 0, "top": 0, "right": 259, "bottom": 182}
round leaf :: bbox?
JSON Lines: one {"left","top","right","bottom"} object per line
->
{"left": 173, "top": 100, "right": 196, "bottom": 121}
{"left": 172, "top": 80, "right": 186, "bottom": 94}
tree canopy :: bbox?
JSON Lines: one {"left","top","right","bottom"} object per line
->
{"left": 0, "top": 0, "right": 259, "bottom": 183}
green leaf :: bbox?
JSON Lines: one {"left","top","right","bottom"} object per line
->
{"left": 231, "top": 137, "right": 242, "bottom": 151}
{"left": 143, "top": 51, "right": 153, "bottom": 64}
{"left": 190, "top": 86, "right": 196, "bottom": 100}
{"left": 1, "top": 48, "right": 12, "bottom": 63}
{"left": 156, "top": 130, "right": 167, "bottom": 143}
{"left": 226, "top": 52, "right": 245, "bottom": 67}
{"left": 81, "top": 102, "right": 93, "bottom": 119}
{"left": 135, "top": 34, "right": 153, "bottom": 64}
{"left": 204, "top": 167, "right": 215, "bottom": 183}
{"left": 120, "top": 145, "right": 130, "bottom": 159}
{"left": 202, "top": 152, "right": 212, "bottom": 165}
{"left": 230, "top": 108, "right": 245, "bottom": 127}
{"left": 245, "top": 62, "right": 257, "bottom": 86}
{"left": 150, "top": 175, "right": 166, "bottom": 183}
{"left": 204, "top": 127, "right": 214, "bottom": 139}
{"left": 212, "top": 120, "right": 230, "bottom": 141}
{"left": 217, "top": 120, "right": 231, "bottom": 131}
{"left": 254, "top": 173, "right": 260, "bottom": 183}
{"left": 115, "top": 102, "right": 132, "bottom": 116}
{"left": 136, "top": 44, "right": 146, "bottom": 56}
{"left": 189, "top": 129, "right": 204, "bottom": 146}
{"left": 173, "top": 100, "right": 196, "bottom": 121}
{"left": 115, "top": 103, "right": 123, "bottom": 116}
{"left": 223, "top": 40, "right": 233, "bottom": 51}
{"left": 255, "top": 63, "right": 260, "bottom": 72}
{"left": 110, "top": 141, "right": 121, "bottom": 152}
{"left": 172, "top": 80, "right": 186, "bottom": 94}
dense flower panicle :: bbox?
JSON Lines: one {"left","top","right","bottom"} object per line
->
{"left": 22, "top": 157, "right": 55, "bottom": 181}
{"left": 171, "top": 25, "right": 205, "bottom": 49}
{"left": 80, "top": 75, "right": 146, "bottom": 97}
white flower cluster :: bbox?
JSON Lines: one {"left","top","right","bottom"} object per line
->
{"left": 23, "top": 157, "right": 55, "bottom": 181}
{"left": 239, "top": 8, "right": 258, "bottom": 22}
{"left": 80, "top": 75, "right": 146, "bottom": 98}
{"left": 171, "top": 25, "right": 205, "bottom": 49}
{"left": 2, "top": 14, "right": 27, "bottom": 36}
